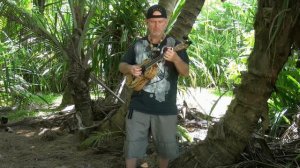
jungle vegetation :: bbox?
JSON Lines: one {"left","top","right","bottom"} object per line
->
{"left": 0, "top": 0, "right": 299, "bottom": 167}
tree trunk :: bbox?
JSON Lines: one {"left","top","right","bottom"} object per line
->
{"left": 33, "top": 0, "right": 46, "bottom": 14}
{"left": 169, "top": 0, "right": 205, "bottom": 41}
{"left": 60, "top": 84, "right": 74, "bottom": 106}
{"left": 97, "top": 85, "right": 132, "bottom": 132}
{"left": 170, "top": 1, "right": 300, "bottom": 167}
{"left": 158, "top": 0, "right": 178, "bottom": 19}
{"left": 68, "top": 63, "right": 93, "bottom": 127}
{"left": 66, "top": 1, "right": 93, "bottom": 127}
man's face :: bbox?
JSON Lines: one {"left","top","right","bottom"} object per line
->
{"left": 146, "top": 11, "right": 168, "bottom": 36}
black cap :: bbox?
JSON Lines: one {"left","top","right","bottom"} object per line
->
{"left": 146, "top": 5, "right": 167, "bottom": 19}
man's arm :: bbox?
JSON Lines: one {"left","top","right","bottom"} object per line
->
{"left": 173, "top": 57, "right": 189, "bottom": 77}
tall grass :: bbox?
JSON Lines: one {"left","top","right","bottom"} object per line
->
{"left": 183, "top": 0, "right": 256, "bottom": 89}
{"left": 5, "top": 93, "right": 61, "bottom": 121}
{"left": 268, "top": 53, "right": 300, "bottom": 137}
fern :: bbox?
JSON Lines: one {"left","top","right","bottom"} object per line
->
{"left": 80, "top": 130, "right": 122, "bottom": 148}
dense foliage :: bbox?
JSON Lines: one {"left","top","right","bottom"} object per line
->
{"left": 0, "top": 0, "right": 299, "bottom": 137}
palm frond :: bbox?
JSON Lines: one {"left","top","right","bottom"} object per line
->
{"left": 80, "top": 130, "right": 122, "bottom": 148}
{"left": 0, "top": 0, "right": 66, "bottom": 58}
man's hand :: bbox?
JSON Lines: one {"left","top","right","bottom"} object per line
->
{"left": 163, "top": 47, "right": 189, "bottom": 76}
{"left": 163, "top": 47, "right": 180, "bottom": 63}
{"left": 119, "top": 62, "right": 142, "bottom": 77}
{"left": 130, "top": 65, "right": 142, "bottom": 77}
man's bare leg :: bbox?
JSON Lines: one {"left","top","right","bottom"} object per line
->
{"left": 126, "top": 158, "right": 137, "bottom": 168}
{"left": 159, "top": 158, "right": 169, "bottom": 168}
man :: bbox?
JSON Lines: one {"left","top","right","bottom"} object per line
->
{"left": 119, "top": 4, "right": 189, "bottom": 168}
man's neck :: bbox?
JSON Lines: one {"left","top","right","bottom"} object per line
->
{"left": 148, "top": 34, "right": 165, "bottom": 44}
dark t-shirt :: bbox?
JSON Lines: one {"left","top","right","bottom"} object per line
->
{"left": 121, "top": 35, "right": 189, "bottom": 115}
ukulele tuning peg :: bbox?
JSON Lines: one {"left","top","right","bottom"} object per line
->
{"left": 183, "top": 36, "right": 188, "bottom": 41}
{"left": 182, "top": 36, "right": 192, "bottom": 46}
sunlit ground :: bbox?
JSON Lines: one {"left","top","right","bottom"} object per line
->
{"left": 177, "top": 87, "right": 232, "bottom": 140}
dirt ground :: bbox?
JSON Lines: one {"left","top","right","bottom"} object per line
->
{"left": 1, "top": 97, "right": 298, "bottom": 168}
{"left": 0, "top": 88, "right": 231, "bottom": 168}
{"left": 0, "top": 124, "right": 125, "bottom": 168}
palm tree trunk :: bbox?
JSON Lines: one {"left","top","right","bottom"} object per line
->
{"left": 170, "top": 0, "right": 300, "bottom": 167}
{"left": 66, "top": 1, "right": 93, "bottom": 127}
{"left": 169, "top": 0, "right": 205, "bottom": 41}
{"left": 33, "top": 0, "right": 46, "bottom": 14}
{"left": 60, "top": 83, "right": 74, "bottom": 106}
{"left": 68, "top": 62, "right": 93, "bottom": 127}
{"left": 158, "top": 0, "right": 178, "bottom": 18}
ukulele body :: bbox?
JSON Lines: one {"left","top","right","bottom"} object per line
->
{"left": 126, "top": 59, "right": 159, "bottom": 91}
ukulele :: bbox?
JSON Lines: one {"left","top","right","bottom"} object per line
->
{"left": 126, "top": 40, "right": 191, "bottom": 91}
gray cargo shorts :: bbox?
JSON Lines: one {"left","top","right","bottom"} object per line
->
{"left": 124, "top": 110, "right": 179, "bottom": 160}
